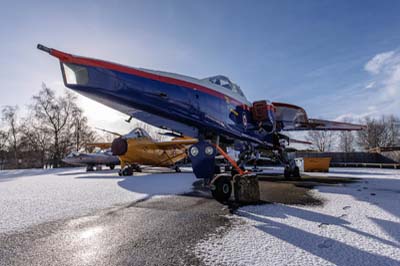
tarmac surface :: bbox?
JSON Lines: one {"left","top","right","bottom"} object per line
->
{"left": 0, "top": 169, "right": 357, "bottom": 266}
{"left": 0, "top": 194, "right": 230, "bottom": 266}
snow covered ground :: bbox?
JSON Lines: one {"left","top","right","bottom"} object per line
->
{"left": 195, "top": 168, "right": 400, "bottom": 266}
{"left": 1, "top": 166, "right": 399, "bottom": 265}
{"left": 0, "top": 167, "right": 196, "bottom": 233}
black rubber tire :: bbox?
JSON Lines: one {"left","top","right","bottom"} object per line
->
{"left": 109, "top": 165, "right": 115, "bottom": 170}
{"left": 121, "top": 167, "right": 134, "bottom": 176}
{"left": 135, "top": 165, "right": 142, "bottom": 172}
{"left": 284, "top": 166, "right": 291, "bottom": 179}
{"left": 211, "top": 175, "right": 232, "bottom": 203}
{"left": 86, "top": 165, "right": 94, "bottom": 172}
{"left": 175, "top": 166, "right": 181, "bottom": 173}
{"left": 292, "top": 166, "right": 301, "bottom": 180}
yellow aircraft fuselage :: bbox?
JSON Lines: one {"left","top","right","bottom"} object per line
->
{"left": 119, "top": 137, "right": 189, "bottom": 169}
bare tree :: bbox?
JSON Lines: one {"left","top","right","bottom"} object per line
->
{"left": 338, "top": 131, "right": 355, "bottom": 152}
{"left": 0, "top": 130, "right": 9, "bottom": 169}
{"left": 19, "top": 117, "right": 52, "bottom": 167}
{"left": 306, "top": 131, "right": 336, "bottom": 152}
{"left": 2, "top": 106, "right": 20, "bottom": 167}
{"left": 96, "top": 131, "right": 116, "bottom": 143}
{"left": 357, "top": 115, "right": 400, "bottom": 150}
{"left": 385, "top": 115, "right": 400, "bottom": 146}
{"left": 31, "top": 84, "right": 80, "bottom": 167}
{"left": 68, "top": 108, "right": 97, "bottom": 152}
{"left": 29, "top": 84, "right": 99, "bottom": 166}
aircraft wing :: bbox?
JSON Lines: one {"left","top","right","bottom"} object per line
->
{"left": 298, "top": 118, "right": 365, "bottom": 131}
{"left": 273, "top": 102, "right": 364, "bottom": 131}
{"left": 137, "top": 139, "right": 198, "bottom": 150}
{"left": 86, "top": 142, "right": 112, "bottom": 149}
{"left": 289, "top": 138, "right": 312, "bottom": 145}
{"left": 95, "top": 128, "right": 123, "bottom": 137}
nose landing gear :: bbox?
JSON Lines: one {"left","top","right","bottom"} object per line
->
{"left": 189, "top": 140, "right": 260, "bottom": 204}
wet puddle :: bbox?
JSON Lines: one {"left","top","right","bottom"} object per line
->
{"left": 257, "top": 174, "right": 358, "bottom": 206}
{"left": 190, "top": 174, "right": 359, "bottom": 207}
{"left": 258, "top": 181, "right": 322, "bottom": 205}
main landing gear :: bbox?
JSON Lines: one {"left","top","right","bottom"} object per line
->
{"left": 86, "top": 165, "right": 94, "bottom": 172}
{"left": 282, "top": 153, "right": 301, "bottom": 180}
{"left": 86, "top": 165, "right": 103, "bottom": 171}
{"left": 188, "top": 140, "right": 260, "bottom": 204}
{"left": 119, "top": 164, "right": 142, "bottom": 176}
{"left": 284, "top": 165, "right": 301, "bottom": 180}
{"left": 174, "top": 165, "right": 182, "bottom": 173}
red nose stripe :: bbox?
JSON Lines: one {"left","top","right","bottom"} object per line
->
{"left": 51, "top": 49, "right": 250, "bottom": 108}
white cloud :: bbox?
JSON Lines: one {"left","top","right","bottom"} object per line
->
{"left": 363, "top": 49, "right": 400, "bottom": 116}
{"left": 364, "top": 51, "right": 395, "bottom": 74}
{"left": 334, "top": 109, "right": 377, "bottom": 123}
{"left": 365, "top": 81, "right": 375, "bottom": 89}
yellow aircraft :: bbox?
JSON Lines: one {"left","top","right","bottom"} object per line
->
{"left": 93, "top": 127, "right": 198, "bottom": 176}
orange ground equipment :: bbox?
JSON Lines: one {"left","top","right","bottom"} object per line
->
{"left": 302, "top": 157, "right": 331, "bottom": 172}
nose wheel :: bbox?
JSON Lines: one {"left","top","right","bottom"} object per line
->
{"left": 210, "top": 174, "right": 232, "bottom": 203}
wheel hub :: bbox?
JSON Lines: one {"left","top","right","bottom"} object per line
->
{"left": 222, "top": 183, "right": 230, "bottom": 194}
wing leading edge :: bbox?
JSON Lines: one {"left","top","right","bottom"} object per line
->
{"left": 136, "top": 139, "right": 198, "bottom": 150}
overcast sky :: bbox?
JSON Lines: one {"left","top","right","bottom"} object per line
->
{"left": 1, "top": 0, "right": 399, "bottom": 132}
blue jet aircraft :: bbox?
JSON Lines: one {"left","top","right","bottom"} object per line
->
{"left": 38, "top": 44, "right": 363, "bottom": 202}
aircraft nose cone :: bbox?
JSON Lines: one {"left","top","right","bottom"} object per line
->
{"left": 111, "top": 138, "right": 128, "bottom": 156}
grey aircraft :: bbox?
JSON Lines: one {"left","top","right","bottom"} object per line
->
{"left": 62, "top": 149, "right": 120, "bottom": 171}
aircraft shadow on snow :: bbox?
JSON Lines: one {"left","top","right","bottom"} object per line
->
{"left": 234, "top": 171, "right": 400, "bottom": 266}
{"left": 238, "top": 207, "right": 399, "bottom": 266}
{"left": 73, "top": 170, "right": 196, "bottom": 197}
{"left": 69, "top": 168, "right": 400, "bottom": 262}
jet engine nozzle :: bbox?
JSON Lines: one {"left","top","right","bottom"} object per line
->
{"left": 111, "top": 138, "right": 128, "bottom": 156}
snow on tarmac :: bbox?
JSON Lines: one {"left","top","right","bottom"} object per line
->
{"left": 0, "top": 167, "right": 196, "bottom": 233}
{"left": 195, "top": 168, "right": 400, "bottom": 266}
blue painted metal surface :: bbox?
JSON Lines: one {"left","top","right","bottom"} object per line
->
{"left": 62, "top": 63, "right": 275, "bottom": 145}
{"left": 188, "top": 141, "right": 216, "bottom": 180}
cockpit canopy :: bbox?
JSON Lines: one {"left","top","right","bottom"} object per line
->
{"left": 66, "top": 151, "right": 80, "bottom": 158}
{"left": 124, "top": 127, "right": 152, "bottom": 139}
{"left": 203, "top": 75, "right": 245, "bottom": 97}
